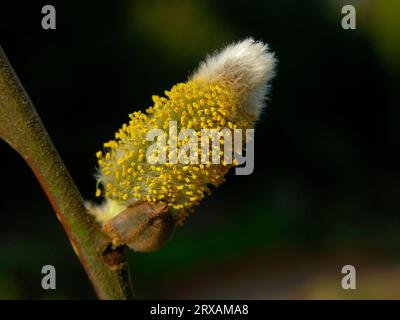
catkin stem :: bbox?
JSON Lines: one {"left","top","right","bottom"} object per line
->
{"left": 0, "top": 45, "right": 134, "bottom": 300}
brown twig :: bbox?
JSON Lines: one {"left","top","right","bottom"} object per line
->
{"left": 0, "top": 45, "right": 134, "bottom": 299}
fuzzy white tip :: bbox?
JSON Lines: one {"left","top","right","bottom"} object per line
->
{"left": 191, "top": 38, "right": 277, "bottom": 120}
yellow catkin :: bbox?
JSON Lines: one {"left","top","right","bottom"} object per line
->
{"left": 96, "top": 80, "right": 252, "bottom": 222}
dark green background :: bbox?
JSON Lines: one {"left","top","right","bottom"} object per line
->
{"left": 0, "top": 0, "right": 399, "bottom": 299}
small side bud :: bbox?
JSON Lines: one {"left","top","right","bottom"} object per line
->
{"left": 102, "top": 201, "right": 176, "bottom": 252}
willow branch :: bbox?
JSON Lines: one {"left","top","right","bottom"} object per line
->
{"left": 0, "top": 45, "right": 134, "bottom": 300}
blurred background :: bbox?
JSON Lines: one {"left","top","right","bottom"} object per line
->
{"left": 0, "top": 0, "right": 400, "bottom": 299}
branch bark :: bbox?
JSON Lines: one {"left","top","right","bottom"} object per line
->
{"left": 0, "top": 45, "right": 134, "bottom": 299}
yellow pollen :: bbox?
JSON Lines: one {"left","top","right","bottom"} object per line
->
{"left": 95, "top": 80, "right": 253, "bottom": 223}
